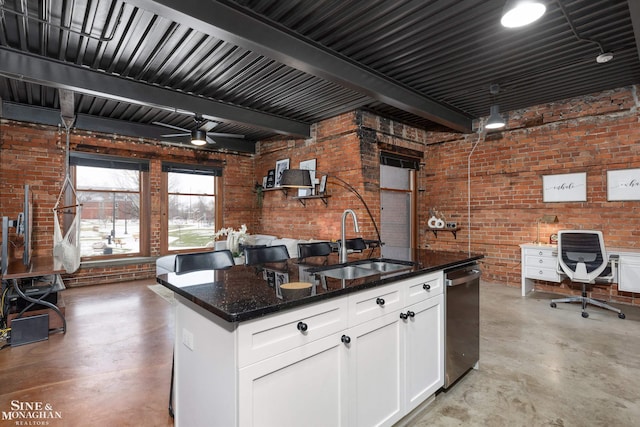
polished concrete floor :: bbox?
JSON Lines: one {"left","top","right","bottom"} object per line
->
{"left": 1, "top": 280, "right": 638, "bottom": 426}
{"left": 414, "top": 283, "right": 640, "bottom": 427}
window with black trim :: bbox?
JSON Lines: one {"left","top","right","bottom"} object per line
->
{"left": 163, "top": 162, "right": 221, "bottom": 252}
{"left": 71, "top": 153, "right": 149, "bottom": 259}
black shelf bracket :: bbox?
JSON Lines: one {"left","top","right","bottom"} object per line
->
{"left": 429, "top": 227, "right": 460, "bottom": 239}
{"left": 292, "top": 194, "right": 330, "bottom": 206}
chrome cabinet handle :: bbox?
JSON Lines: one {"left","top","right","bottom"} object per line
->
{"left": 400, "top": 312, "right": 408, "bottom": 320}
{"left": 341, "top": 335, "right": 351, "bottom": 344}
{"left": 376, "top": 297, "right": 385, "bottom": 306}
{"left": 423, "top": 283, "right": 431, "bottom": 290}
{"left": 406, "top": 310, "right": 415, "bottom": 318}
{"left": 297, "top": 321, "right": 308, "bottom": 332}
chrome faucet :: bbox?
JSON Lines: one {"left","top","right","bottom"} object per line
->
{"left": 340, "top": 209, "right": 360, "bottom": 263}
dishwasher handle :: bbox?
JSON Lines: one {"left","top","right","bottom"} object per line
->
{"left": 446, "top": 269, "right": 481, "bottom": 287}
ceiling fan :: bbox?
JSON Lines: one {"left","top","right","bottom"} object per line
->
{"left": 153, "top": 114, "right": 245, "bottom": 146}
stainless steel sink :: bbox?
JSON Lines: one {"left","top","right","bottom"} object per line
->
{"left": 313, "top": 259, "right": 414, "bottom": 280}
{"left": 356, "top": 260, "right": 413, "bottom": 273}
{"left": 317, "top": 265, "right": 379, "bottom": 280}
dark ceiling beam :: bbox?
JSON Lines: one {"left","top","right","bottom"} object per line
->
{"left": 128, "top": 0, "right": 473, "bottom": 133}
{"left": 0, "top": 47, "right": 309, "bottom": 137}
{"left": 1, "top": 100, "right": 256, "bottom": 153}
{"left": 629, "top": 0, "right": 640, "bottom": 65}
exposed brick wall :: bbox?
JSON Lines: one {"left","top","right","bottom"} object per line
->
{"left": 417, "top": 86, "right": 640, "bottom": 305}
{"left": 1, "top": 120, "right": 255, "bottom": 286}
{"left": 255, "top": 111, "right": 384, "bottom": 242}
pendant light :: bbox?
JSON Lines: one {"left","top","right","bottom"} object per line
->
{"left": 486, "top": 84, "right": 506, "bottom": 130}
{"left": 501, "top": 0, "right": 546, "bottom": 28}
{"left": 486, "top": 105, "right": 506, "bottom": 129}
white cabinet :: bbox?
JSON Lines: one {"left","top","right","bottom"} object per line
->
{"left": 346, "top": 311, "right": 404, "bottom": 427}
{"left": 618, "top": 253, "right": 640, "bottom": 292}
{"left": 520, "top": 244, "right": 561, "bottom": 295}
{"left": 238, "top": 332, "right": 349, "bottom": 427}
{"left": 344, "top": 271, "right": 444, "bottom": 427}
{"left": 403, "top": 294, "right": 444, "bottom": 413}
{"left": 173, "top": 271, "right": 446, "bottom": 427}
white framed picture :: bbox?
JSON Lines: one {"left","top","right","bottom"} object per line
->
{"left": 607, "top": 168, "right": 640, "bottom": 201}
{"left": 318, "top": 175, "right": 327, "bottom": 194}
{"left": 298, "top": 159, "right": 316, "bottom": 197}
{"left": 542, "top": 172, "right": 587, "bottom": 202}
{"left": 274, "top": 158, "right": 290, "bottom": 187}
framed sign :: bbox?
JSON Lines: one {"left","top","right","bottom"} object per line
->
{"left": 298, "top": 159, "right": 316, "bottom": 197}
{"left": 607, "top": 168, "right": 640, "bottom": 201}
{"left": 542, "top": 172, "right": 587, "bottom": 202}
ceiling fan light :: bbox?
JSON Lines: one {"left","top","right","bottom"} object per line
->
{"left": 191, "top": 129, "right": 207, "bottom": 146}
{"left": 501, "top": 0, "right": 546, "bottom": 28}
{"left": 486, "top": 105, "right": 506, "bottom": 129}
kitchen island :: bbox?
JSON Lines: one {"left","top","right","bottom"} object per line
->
{"left": 157, "top": 249, "right": 482, "bottom": 427}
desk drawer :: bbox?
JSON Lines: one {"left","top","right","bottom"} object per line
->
{"left": 237, "top": 298, "right": 348, "bottom": 368}
{"left": 525, "top": 256, "right": 556, "bottom": 269}
{"left": 525, "top": 266, "right": 560, "bottom": 282}
{"left": 524, "top": 248, "right": 557, "bottom": 258}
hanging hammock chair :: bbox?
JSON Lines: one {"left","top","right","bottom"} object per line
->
{"left": 53, "top": 177, "right": 82, "bottom": 273}
{"left": 53, "top": 111, "right": 82, "bottom": 273}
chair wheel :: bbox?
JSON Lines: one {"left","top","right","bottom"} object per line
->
{"left": 550, "top": 302, "right": 557, "bottom": 308}
{"left": 619, "top": 313, "right": 626, "bottom": 319}
{"left": 582, "top": 311, "right": 589, "bottom": 318}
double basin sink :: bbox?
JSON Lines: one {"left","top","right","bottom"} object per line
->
{"left": 310, "top": 259, "right": 415, "bottom": 280}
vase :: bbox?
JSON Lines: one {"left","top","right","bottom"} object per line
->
{"left": 233, "top": 255, "right": 245, "bottom": 265}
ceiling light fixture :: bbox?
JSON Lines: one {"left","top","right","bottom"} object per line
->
{"left": 486, "top": 105, "right": 506, "bottom": 129}
{"left": 191, "top": 129, "right": 207, "bottom": 146}
{"left": 486, "top": 84, "right": 506, "bottom": 130}
{"left": 595, "top": 51, "right": 614, "bottom": 64}
{"left": 556, "top": 0, "right": 613, "bottom": 64}
{"left": 500, "top": 0, "right": 546, "bottom": 28}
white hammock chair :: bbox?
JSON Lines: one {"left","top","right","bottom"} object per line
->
{"left": 53, "top": 177, "right": 82, "bottom": 273}
{"left": 53, "top": 110, "right": 82, "bottom": 273}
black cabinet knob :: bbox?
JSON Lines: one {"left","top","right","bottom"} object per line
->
{"left": 423, "top": 283, "right": 431, "bottom": 291}
{"left": 297, "top": 321, "right": 308, "bottom": 332}
{"left": 376, "top": 297, "right": 385, "bottom": 306}
{"left": 407, "top": 310, "right": 415, "bottom": 318}
{"left": 341, "top": 335, "right": 351, "bottom": 344}
{"left": 400, "top": 312, "right": 408, "bottom": 320}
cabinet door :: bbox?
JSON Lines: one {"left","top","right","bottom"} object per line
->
{"left": 619, "top": 255, "right": 640, "bottom": 292}
{"left": 346, "top": 311, "right": 404, "bottom": 427}
{"left": 403, "top": 294, "right": 444, "bottom": 413}
{"left": 238, "top": 332, "right": 348, "bottom": 427}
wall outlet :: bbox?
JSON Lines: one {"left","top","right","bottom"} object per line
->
{"left": 182, "top": 328, "right": 194, "bottom": 351}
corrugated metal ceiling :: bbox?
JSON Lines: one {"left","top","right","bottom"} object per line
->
{"left": 0, "top": 0, "right": 638, "bottom": 152}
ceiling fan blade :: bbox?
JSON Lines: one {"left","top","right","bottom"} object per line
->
{"left": 206, "top": 132, "right": 245, "bottom": 139}
{"left": 161, "top": 132, "right": 190, "bottom": 138}
{"left": 152, "top": 121, "right": 191, "bottom": 133}
{"left": 200, "top": 121, "right": 219, "bottom": 132}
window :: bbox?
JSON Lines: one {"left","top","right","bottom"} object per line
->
{"left": 163, "top": 163, "right": 221, "bottom": 252}
{"left": 71, "top": 153, "right": 149, "bottom": 259}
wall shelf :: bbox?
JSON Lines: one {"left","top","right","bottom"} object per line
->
{"left": 428, "top": 227, "right": 460, "bottom": 239}
{"left": 291, "top": 194, "right": 331, "bottom": 206}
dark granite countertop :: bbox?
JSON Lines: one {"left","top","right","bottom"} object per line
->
{"left": 156, "top": 248, "right": 483, "bottom": 323}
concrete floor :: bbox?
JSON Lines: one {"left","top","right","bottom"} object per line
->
{"left": 412, "top": 282, "right": 640, "bottom": 427}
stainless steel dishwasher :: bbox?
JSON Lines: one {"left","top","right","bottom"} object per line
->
{"left": 444, "top": 262, "right": 481, "bottom": 389}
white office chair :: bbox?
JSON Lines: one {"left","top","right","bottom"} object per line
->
{"left": 550, "top": 230, "right": 625, "bottom": 319}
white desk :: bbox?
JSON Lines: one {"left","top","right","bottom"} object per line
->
{"left": 520, "top": 243, "right": 640, "bottom": 296}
